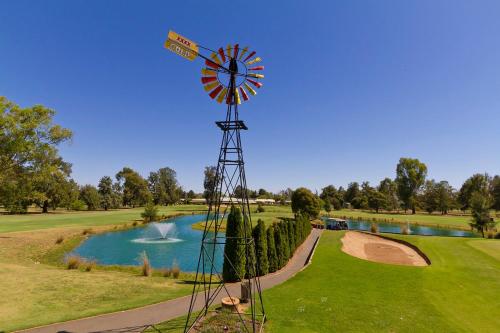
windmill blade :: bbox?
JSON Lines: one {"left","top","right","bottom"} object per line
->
{"left": 204, "top": 81, "right": 219, "bottom": 92}
{"left": 216, "top": 88, "right": 227, "bottom": 103}
{"left": 202, "top": 68, "right": 217, "bottom": 76}
{"left": 218, "top": 47, "right": 226, "bottom": 62}
{"left": 244, "top": 83, "right": 257, "bottom": 96}
{"left": 234, "top": 88, "right": 242, "bottom": 105}
{"left": 239, "top": 87, "right": 249, "bottom": 101}
{"left": 210, "top": 52, "right": 221, "bottom": 65}
{"left": 238, "top": 47, "right": 249, "bottom": 60}
{"left": 209, "top": 85, "right": 224, "bottom": 99}
{"left": 247, "top": 78, "right": 263, "bottom": 88}
{"left": 248, "top": 66, "right": 264, "bottom": 71}
{"left": 233, "top": 44, "right": 239, "bottom": 59}
{"left": 247, "top": 73, "right": 264, "bottom": 79}
{"left": 246, "top": 57, "right": 262, "bottom": 65}
{"left": 226, "top": 44, "right": 232, "bottom": 59}
{"left": 201, "top": 76, "right": 217, "bottom": 84}
{"left": 243, "top": 51, "right": 256, "bottom": 62}
{"left": 205, "top": 59, "right": 219, "bottom": 69}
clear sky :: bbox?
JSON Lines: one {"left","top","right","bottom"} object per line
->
{"left": 1, "top": 0, "right": 499, "bottom": 193}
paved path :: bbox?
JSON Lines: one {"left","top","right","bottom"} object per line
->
{"left": 20, "top": 229, "right": 322, "bottom": 333}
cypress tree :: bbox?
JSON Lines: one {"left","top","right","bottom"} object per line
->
{"left": 287, "top": 219, "right": 296, "bottom": 253}
{"left": 282, "top": 221, "right": 290, "bottom": 261}
{"left": 253, "top": 219, "right": 269, "bottom": 276}
{"left": 274, "top": 223, "right": 285, "bottom": 269}
{"left": 244, "top": 216, "right": 256, "bottom": 278}
{"left": 223, "top": 206, "right": 246, "bottom": 282}
{"left": 295, "top": 215, "right": 303, "bottom": 246}
{"left": 267, "top": 225, "right": 278, "bottom": 273}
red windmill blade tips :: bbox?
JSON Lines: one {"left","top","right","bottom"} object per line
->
{"left": 239, "top": 87, "right": 249, "bottom": 101}
{"left": 249, "top": 66, "right": 264, "bottom": 71}
{"left": 247, "top": 78, "right": 263, "bottom": 88}
{"left": 218, "top": 47, "right": 226, "bottom": 62}
{"left": 234, "top": 44, "right": 239, "bottom": 58}
{"left": 243, "top": 51, "right": 256, "bottom": 62}
{"left": 205, "top": 59, "right": 219, "bottom": 69}
{"left": 201, "top": 76, "right": 217, "bottom": 84}
{"left": 209, "top": 85, "right": 224, "bottom": 99}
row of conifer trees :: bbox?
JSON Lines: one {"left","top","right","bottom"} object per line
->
{"left": 222, "top": 206, "right": 313, "bottom": 282}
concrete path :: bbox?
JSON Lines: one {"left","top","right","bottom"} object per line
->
{"left": 20, "top": 228, "right": 322, "bottom": 333}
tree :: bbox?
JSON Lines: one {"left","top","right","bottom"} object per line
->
{"left": 422, "top": 180, "right": 439, "bottom": 214}
{"left": 291, "top": 187, "right": 321, "bottom": 219}
{"left": 110, "top": 182, "right": 123, "bottom": 209}
{"left": 274, "top": 223, "right": 285, "bottom": 269}
{"left": 368, "top": 190, "right": 389, "bottom": 213}
{"left": 252, "top": 219, "right": 268, "bottom": 276}
{"left": 320, "top": 185, "right": 342, "bottom": 210}
{"left": 469, "top": 191, "right": 495, "bottom": 237}
{"left": 203, "top": 166, "right": 217, "bottom": 206}
{"left": 395, "top": 158, "right": 428, "bottom": 214}
{"left": 148, "top": 167, "right": 180, "bottom": 205}
{"left": 0, "top": 97, "right": 72, "bottom": 213}
{"left": 458, "top": 174, "right": 491, "bottom": 211}
{"left": 344, "top": 182, "right": 361, "bottom": 206}
{"left": 222, "top": 206, "right": 246, "bottom": 282}
{"left": 287, "top": 219, "right": 296, "bottom": 253}
{"left": 435, "top": 181, "right": 456, "bottom": 214}
{"left": 116, "top": 167, "right": 151, "bottom": 207}
{"left": 79, "top": 185, "right": 100, "bottom": 211}
{"left": 141, "top": 201, "right": 159, "bottom": 222}
{"left": 266, "top": 226, "right": 278, "bottom": 273}
{"left": 378, "top": 178, "right": 399, "bottom": 211}
{"left": 98, "top": 176, "right": 113, "bottom": 210}
{"left": 491, "top": 175, "right": 500, "bottom": 211}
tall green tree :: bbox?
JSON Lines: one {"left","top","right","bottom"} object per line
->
{"left": 148, "top": 167, "right": 180, "bottom": 205}
{"left": 368, "top": 190, "right": 389, "bottom": 213}
{"left": 267, "top": 225, "right": 278, "bottom": 273}
{"left": 287, "top": 219, "right": 296, "bottom": 252}
{"left": 378, "top": 178, "right": 399, "bottom": 211}
{"left": 203, "top": 166, "right": 217, "bottom": 206}
{"left": 0, "top": 97, "right": 72, "bottom": 213}
{"left": 422, "top": 180, "right": 439, "bottom": 214}
{"left": 458, "top": 173, "right": 491, "bottom": 210}
{"left": 491, "top": 175, "right": 500, "bottom": 211}
{"left": 79, "top": 185, "right": 100, "bottom": 211}
{"left": 291, "top": 187, "right": 321, "bottom": 219}
{"left": 116, "top": 167, "right": 151, "bottom": 207}
{"left": 252, "top": 219, "right": 269, "bottom": 276}
{"left": 469, "top": 191, "right": 495, "bottom": 237}
{"left": 435, "top": 181, "right": 456, "bottom": 214}
{"left": 320, "top": 185, "right": 342, "bottom": 210}
{"left": 395, "top": 158, "right": 428, "bottom": 214}
{"left": 222, "top": 206, "right": 246, "bottom": 282}
{"left": 344, "top": 182, "right": 361, "bottom": 206}
{"left": 98, "top": 176, "right": 113, "bottom": 210}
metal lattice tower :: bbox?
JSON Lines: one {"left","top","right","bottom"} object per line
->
{"left": 184, "top": 57, "right": 265, "bottom": 332}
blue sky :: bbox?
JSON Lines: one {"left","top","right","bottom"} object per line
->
{"left": 1, "top": 1, "right": 499, "bottom": 192}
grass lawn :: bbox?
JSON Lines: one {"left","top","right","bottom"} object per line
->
{"left": 262, "top": 232, "right": 500, "bottom": 332}
{"left": 325, "top": 209, "right": 499, "bottom": 230}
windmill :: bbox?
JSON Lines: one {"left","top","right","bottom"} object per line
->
{"left": 164, "top": 31, "right": 266, "bottom": 332}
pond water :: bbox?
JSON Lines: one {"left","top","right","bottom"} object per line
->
{"left": 73, "top": 214, "right": 224, "bottom": 271}
{"left": 323, "top": 218, "right": 478, "bottom": 238}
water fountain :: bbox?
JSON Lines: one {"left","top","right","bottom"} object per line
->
{"left": 132, "top": 222, "right": 182, "bottom": 244}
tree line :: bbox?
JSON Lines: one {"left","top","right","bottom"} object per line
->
{"left": 320, "top": 157, "right": 500, "bottom": 216}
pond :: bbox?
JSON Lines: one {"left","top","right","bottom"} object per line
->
{"left": 73, "top": 214, "right": 224, "bottom": 271}
{"left": 323, "top": 217, "right": 478, "bottom": 237}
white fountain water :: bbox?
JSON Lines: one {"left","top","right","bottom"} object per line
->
{"left": 132, "top": 222, "right": 183, "bottom": 244}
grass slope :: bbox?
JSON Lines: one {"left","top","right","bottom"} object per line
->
{"left": 263, "top": 232, "right": 499, "bottom": 332}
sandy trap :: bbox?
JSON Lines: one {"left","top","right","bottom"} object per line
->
{"left": 341, "top": 231, "right": 429, "bottom": 266}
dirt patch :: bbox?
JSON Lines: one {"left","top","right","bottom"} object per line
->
{"left": 341, "top": 231, "right": 428, "bottom": 266}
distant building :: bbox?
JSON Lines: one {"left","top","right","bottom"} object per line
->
{"left": 255, "top": 198, "right": 275, "bottom": 205}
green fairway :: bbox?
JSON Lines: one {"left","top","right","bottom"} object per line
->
{"left": 326, "top": 209, "right": 496, "bottom": 230}
{"left": 262, "top": 232, "right": 500, "bottom": 332}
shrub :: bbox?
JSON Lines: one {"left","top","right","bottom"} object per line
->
{"left": 172, "top": 261, "right": 180, "bottom": 278}
{"left": 287, "top": 219, "right": 296, "bottom": 252}
{"left": 161, "top": 268, "right": 172, "bottom": 277}
{"left": 82, "top": 228, "right": 94, "bottom": 235}
{"left": 495, "top": 232, "right": 500, "bottom": 239}
{"left": 84, "top": 260, "right": 96, "bottom": 272}
{"left": 370, "top": 223, "right": 379, "bottom": 233}
{"left": 66, "top": 255, "right": 82, "bottom": 269}
{"left": 141, "top": 202, "right": 159, "bottom": 222}
{"left": 291, "top": 187, "right": 321, "bottom": 219}
{"left": 132, "top": 221, "right": 138, "bottom": 227}
{"left": 55, "top": 236, "right": 64, "bottom": 244}
{"left": 256, "top": 204, "right": 265, "bottom": 213}
{"left": 70, "top": 199, "right": 86, "bottom": 211}
{"left": 140, "top": 251, "right": 152, "bottom": 277}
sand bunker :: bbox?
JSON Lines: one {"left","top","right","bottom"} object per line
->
{"left": 341, "top": 231, "right": 428, "bottom": 266}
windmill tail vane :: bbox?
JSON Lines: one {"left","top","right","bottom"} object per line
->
{"left": 164, "top": 30, "right": 264, "bottom": 105}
